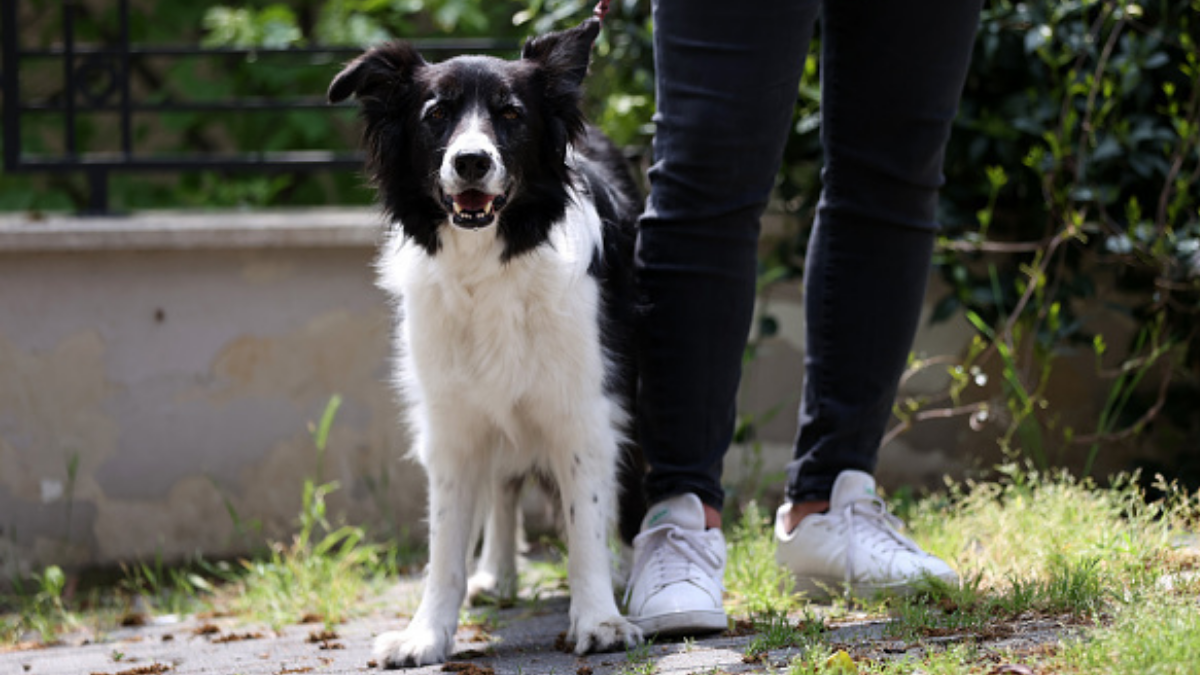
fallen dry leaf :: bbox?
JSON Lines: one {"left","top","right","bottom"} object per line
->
{"left": 212, "top": 632, "right": 263, "bottom": 644}
{"left": 990, "top": 666, "right": 1035, "bottom": 675}
{"left": 89, "top": 664, "right": 171, "bottom": 675}
{"left": 306, "top": 629, "right": 340, "bottom": 643}
{"left": 442, "top": 662, "right": 496, "bottom": 675}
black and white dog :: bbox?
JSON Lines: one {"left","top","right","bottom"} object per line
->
{"left": 328, "top": 18, "right": 645, "bottom": 668}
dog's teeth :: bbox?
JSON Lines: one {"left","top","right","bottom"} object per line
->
{"left": 484, "top": 202, "right": 494, "bottom": 216}
{"left": 453, "top": 202, "right": 463, "bottom": 215}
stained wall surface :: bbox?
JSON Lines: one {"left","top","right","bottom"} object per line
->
{"left": 0, "top": 210, "right": 420, "bottom": 575}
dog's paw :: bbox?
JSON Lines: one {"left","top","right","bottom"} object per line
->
{"left": 373, "top": 628, "right": 450, "bottom": 669}
{"left": 467, "top": 570, "right": 518, "bottom": 606}
{"left": 571, "top": 615, "right": 643, "bottom": 655}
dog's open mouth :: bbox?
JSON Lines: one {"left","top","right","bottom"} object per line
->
{"left": 443, "top": 190, "right": 507, "bottom": 228}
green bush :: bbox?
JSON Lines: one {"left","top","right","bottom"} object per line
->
{"left": 919, "top": 0, "right": 1198, "bottom": 476}
{"left": 763, "top": 0, "right": 1199, "bottom": 479}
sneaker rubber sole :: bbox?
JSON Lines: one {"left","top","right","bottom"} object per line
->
{"left": 630, "top": 608, "right": 728, "bottom": 637}
{"left": 792, "top": 571, "right": 960, "bottom": 602}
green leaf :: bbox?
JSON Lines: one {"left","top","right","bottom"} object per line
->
{"left": 1024, "top": 24, "right": 1052, "bottom": 54}
{"left": 313, "top": 394, "right": 343, "bottom": 453}
{"left": 930, "top": 294, "right": 961, "bottom": 324}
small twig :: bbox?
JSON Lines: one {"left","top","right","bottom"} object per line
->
{"left": 1154, "top": 278, "right": 1200, "bottom": 292}
{"left": 898, "top": 355, "right": 961, "bottom": 388}
{"left": 1055, "top": 3, "right": 1115, "bottom": 150}
{"left": 1096, "top": 348, "right": 1174, "bottom": 380}
{"left": 1125, "top": 15, "right": 1200, "bottom": 61}
{"left": 1075, "top": 14, "right": 1126, "bottom": 183}
{"left": 882, "top": 402, "right": 988, "bottom": 447}
{"left": 937, "top": 239, "right": 1054, "bottom": 254}
{"left": 977, "top": 229, "right": 1073, "bottom": 366}
{"left": 1156, "top": 79, "right": 1200, "bottom": 230}
{"left": 1070, "top": 359, "right": 1173, "bottom": 446}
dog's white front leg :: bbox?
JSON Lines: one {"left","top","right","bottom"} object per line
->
{"left": 468, "top": 477, "right": 521, "bottom": 604}
{"left": 552, "top": 429, "right": 643, "bottom": 654}
{"left": 375, "top": 457, "right": 479, "bottom": 668}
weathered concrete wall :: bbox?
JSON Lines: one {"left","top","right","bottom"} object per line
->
{"left": 0, "top": 210, "right": 421, "bottom": 576}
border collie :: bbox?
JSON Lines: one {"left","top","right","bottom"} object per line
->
{"left": 328, "top": 17, "right": 646, "bottom": 668}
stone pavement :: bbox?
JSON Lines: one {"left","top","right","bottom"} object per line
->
{"left": 0, "top": 584, "right": 895, "bottom": 675}
{"left": 3, "top": 576, "right": 1075, "bottom": 675}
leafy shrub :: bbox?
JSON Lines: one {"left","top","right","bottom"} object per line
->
{"left": 910, "top": 0, "right": 1199, "bottom": 475}
{"left": 765, "top": 0, "right": 1199, "bottom": 477}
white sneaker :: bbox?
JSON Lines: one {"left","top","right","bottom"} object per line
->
{"left": 624, "top": 493, "right": 728, "bottom": 636}
{"left": 775, "top": 470, "right": 958, "bottom": 600}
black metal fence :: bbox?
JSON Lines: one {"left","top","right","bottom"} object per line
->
{"left": 1, "top": 0, "right": 514, "bottom": 214}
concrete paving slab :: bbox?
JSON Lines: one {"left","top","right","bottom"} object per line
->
{"left": 0, "top": 575, "right": 1065, "bottom": 675}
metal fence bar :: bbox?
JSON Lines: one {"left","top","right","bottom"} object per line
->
{"left": 22, "top": 101, "right": 357, "bottom": 112}
{"left": 63, "top": 0, "right": 77, "bottom": 158}
{"left": 16, "top": 152, "right": 365, "bottom": 170}
{"left": 18, "top": 40, "right": 513, "bottom": 57}
{"left": 0, "top": 0, "right": 517, "bottom": 214}
{"left": 118, "top": 0, "right": 132, "bottom": 158}
{"left": 1, "top": 0, "right": 19, "bottom": 171}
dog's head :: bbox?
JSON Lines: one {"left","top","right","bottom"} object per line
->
{"left": 329, "top": 19, "right": 601, "bottom": 260}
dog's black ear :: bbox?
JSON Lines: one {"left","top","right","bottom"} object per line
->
{"left": 521, "top": 17, "right": 601, "bottom": 86}
{"left": 328, "top": 42, "right": 426, "bottom": 104}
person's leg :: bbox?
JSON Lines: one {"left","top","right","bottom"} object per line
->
{"left": 636, "top": 0, "right": 817, "bottom": 520}
{"left": 785, "top": 0, "right": 984, "bottom": 507}
{"left": 775, "top": 0, "right": 983, "bottom": 598}
{"left": 629, "top": 0, "right": 817, "bottom": 634}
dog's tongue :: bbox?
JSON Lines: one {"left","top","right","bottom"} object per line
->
{"left": 454, "top": 190, "right": 493, "bottom": 211}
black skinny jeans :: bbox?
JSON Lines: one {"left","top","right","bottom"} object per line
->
{"left": 634, "top": 0, "right": 984, "bottom": 508}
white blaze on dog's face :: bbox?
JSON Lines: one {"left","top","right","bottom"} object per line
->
{"left": 435, "top": 107, "right": 509, "bottom": 229}
{"left": 416, "top": 61, "right": 534, "bottom": 233}
{"left": 327, "top": 18, "right": 601, "bottom": 260}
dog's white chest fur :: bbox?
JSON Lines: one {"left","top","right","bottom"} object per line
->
{"left": 377, "top": 193, "right": 617, "bottom": 466}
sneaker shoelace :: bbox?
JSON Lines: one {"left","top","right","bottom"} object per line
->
{"left": 843, "top": 495, "right": 923, "bottom": 583}
{"left": 624, "top": 525, "right": 723, "bottom": 607}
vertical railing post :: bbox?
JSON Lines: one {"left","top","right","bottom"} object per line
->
{"left": 1, "top": 0, "right": 21, "bottom": 171}
{"left": 118, "top": 0, "right": 131, "bottom": 159}
{"left": 85, "top": 169, "right": 109, "bottom": 215}
{"left": 63, "top": 0, "right": 77, "bottom": 158}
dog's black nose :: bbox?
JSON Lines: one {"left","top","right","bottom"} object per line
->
{"left": 453, "top": 151, "right": 493, "bottom": 183}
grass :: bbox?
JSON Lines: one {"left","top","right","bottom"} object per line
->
{"left": 722, "top": 462, "right": 1200, "bottom": 674}
{"left": 621, "top": 639, "right": 658, "bottom": 675}
{"left": 0, "top": 395, "right": 418, "bottom": 644}
{"left": 741, "top": 611, "right": 826, "bottom": 662}
{"left": 0, "top": 565, "right": 77, "bottom": 644}
{"left": 225, "top": 518, "right": 394, "bottom": 630}
{"left": 191, "top": 395, "right": 411, "bottom": 630}
{"left": 3, "top": 426, "right": 1198, "bottom": 675}
{"left": 725, "top": 503, "right": 803, "bottom": 616}
{"left": 1051, "top": 590, "right": 1200, "bottom": 674}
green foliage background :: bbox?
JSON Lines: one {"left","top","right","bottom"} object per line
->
{"left": 0, "top": 0, "right": 654, "bottom": 213}
{"left": 2, "top": 0, "right": 1198, "bottom": 479}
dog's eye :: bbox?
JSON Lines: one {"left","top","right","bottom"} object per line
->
{"left": 426, "top": 104, "right": 447, "bottom": 122}
{"left": 501, "top": 106, "right": 521, "bottom": 121}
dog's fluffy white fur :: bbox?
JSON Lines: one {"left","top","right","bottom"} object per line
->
{"left": 373, "top": 183, "right": 637, "bottom": 665}
{"left": 329, "top": 17, "right": 646, "bottom": 668}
